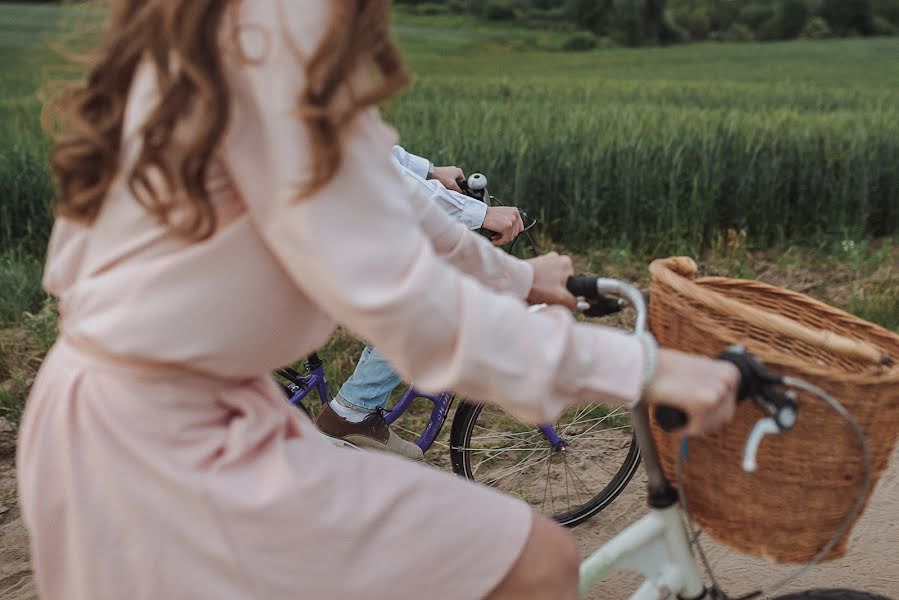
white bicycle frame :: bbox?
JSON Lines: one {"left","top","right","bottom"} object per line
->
{"left": 579, "top": 504, "right": 703, "bottom": 599}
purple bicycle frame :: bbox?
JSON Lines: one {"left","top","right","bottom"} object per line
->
{"left": 279, "top": 354, "right": 566, "bottom": 453}
{"left": 280, "top": 354, "right": 454, "bottom": 452}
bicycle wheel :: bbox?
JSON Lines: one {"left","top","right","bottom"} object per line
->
{"left": 772, "top": 591, "right": 893, "bottom": 600}
{"left": 449, "top": 401, "right": 640, "bottom": 527}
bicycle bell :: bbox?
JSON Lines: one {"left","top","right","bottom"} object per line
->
{"left": 467, "top": 173, "right": 488, "bottom": 192}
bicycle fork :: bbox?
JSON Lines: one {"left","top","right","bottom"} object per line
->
{"left": 579, "top": 505, "right": 705, "bottom": 599}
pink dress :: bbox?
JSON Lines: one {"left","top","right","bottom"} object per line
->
{"left": 17, "top": 2, "right": 646, "bottom": 598}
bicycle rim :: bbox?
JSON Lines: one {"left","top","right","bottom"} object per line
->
{"left": 451, "top": 402, "right": 640, "bottom": 527}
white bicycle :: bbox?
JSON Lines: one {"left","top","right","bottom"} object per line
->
{"left": 574, "top": 278, "right": 891, "bottom": 600}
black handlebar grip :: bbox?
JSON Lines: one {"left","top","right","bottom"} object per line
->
{"left": 652, "top": 348, "right": 774, "bottom": 433}
{"left": 655, "top": 406, "right": 689, "bottom": 432}
{"left": 456, "top": 177, "right": 469, "bottom": 192}
{"left": 480, "top": 228, "right": 500, "bottom": 241}
{"left": 566, "top": 276, "right": 600, "bottom": 299}
{"left": 583, "top": 296, "right": 625, "bottom": 318}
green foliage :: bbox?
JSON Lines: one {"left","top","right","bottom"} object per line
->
{"left": 643, "top": 0, "right": 668, "bottom": 44}
{"left": 659, "top": 9, "right": 690, "bottom": 43}
{"left": 706, "top": 0, "right": 741, "bottom": 32}
{"left": 611, "top": 0, "right": 649, "bottom": 45}
{"left": 800, "top": 16, "right": 833, "bottom": 38}
{"left": 403, "top": 0, "right": 899, "bottom": 43}
{"left": 5, "top": 4, "right": 899, "bottom": 258}
{"left": 485, "top": 0, "right": 517, "bottom": 21}
{"left": 874, "top": 0, "right": 899, "bottom": 25}
{"left": 675, "top": 6, "right": 712, "bottom": 40}
{"left": 738, "top": 3, "right": 777, "bottom": 30}
{"left": 525, "top": 6, "right": 570, "bottom": 22}
{"left": 778, "top": 0, "right": 810, "bottom": 39}
{"left": 847, "top": 276, "right": 899, "bottom": 331}
{"left": 722, "top": 22, "right": 755, "bottom": 42}
{"left": 567, "top": 0, "right": 614, "bottom": 33}
{"left": 0, "top": 249, "right": 46, "bottom": 327}
{"left": 561, "top": 31, "right": 599, "bottom": 50}
{"left": 820, "top": 0, "right": 875, "bottom": 35}
{"left": 606, "top": 0, "right": 669, "bottom": 46}
{"left": 386, "top": 34, "right": 899, "bottom": 252}
{"left": 414, "top": 3, "right": 450, "bottom": 16}
{"left": 873, "top": 15, "right": 899, "bottom": 34}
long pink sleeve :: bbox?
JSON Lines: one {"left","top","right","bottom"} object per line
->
{"left": 220, "top": 0, "right": 645, "bottom": 423}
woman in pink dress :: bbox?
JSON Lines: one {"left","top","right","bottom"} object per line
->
{"left": 18, "top": 1, "right": 739, "bottom": 599}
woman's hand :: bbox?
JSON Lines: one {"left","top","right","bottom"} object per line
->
{"left": 525, "top": 252, "right": 577, "bottom": 310}
{"left": 644, "top": 348, "right": 740, "bottom": 437}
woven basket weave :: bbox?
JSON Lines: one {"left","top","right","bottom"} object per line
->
{"left": 648, "top": 257, "right": 899, "bottom": 563}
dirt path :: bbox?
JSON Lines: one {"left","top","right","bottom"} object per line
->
{"left": 0, "top": 417, "right": 896, "bottom": 600}
{"left": 0, "top": 420, "right": 33, "bottom": 600}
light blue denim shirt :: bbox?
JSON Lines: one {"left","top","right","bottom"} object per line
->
{"left": 391, "top": 146, "right": 488, "bottom": 230}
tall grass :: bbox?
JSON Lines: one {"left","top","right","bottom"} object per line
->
{"left": 0, "top": 110, "right": 53, "bottom": 255}
{"left": 2, "top": 4, "right": 898, "bottom": 255}
{"left": 0, "top": 248, "right": 46, "bottom": 327}
{"left": 384, "top": 31, "right": 899, "bottom": 252}
{"left": 389, "top": 86, "right": 898, "bottom": 251}
{"left": 0, "top": 3, "right": 59, "bottom": 254}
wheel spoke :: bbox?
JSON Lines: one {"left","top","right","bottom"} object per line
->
{"left": 563, "top": 454, "right": 593, "bottom": 503}
{"left": 565, "top": 423, "right": 633, "bottom": 442}
{"left": 559, "top": 403, "right": 594, "bottom": 435}
{"left": 560, "top": 405, "right": 628, "bottom": 436}
{"left": 470, "top": 429, "right": 541, "bottom": 442}
{"left": 457, "top": 402, "right": 639, "bottom": 525}
{"left": 546, "top": 452, "right": 556, "bottom": 516}
{"left": 458, "top": 446, "right": 551, "bottom": 454}
{"left": 481, "top": 451, "right": 551, "bottom": 487}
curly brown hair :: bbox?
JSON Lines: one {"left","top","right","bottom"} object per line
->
{"left": 44, "top": 0, "right": 409, "bottom": 239}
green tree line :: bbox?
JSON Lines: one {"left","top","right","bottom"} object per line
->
{"left": 397, "top": 0, "right": 899, "bottom": 46}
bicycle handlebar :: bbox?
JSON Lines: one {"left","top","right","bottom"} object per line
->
{"left": 563, "top": 278, "right": 800, "bottom": 467}
{"left": 654, "top": 346, "right": 791, "bottom": 433}
{"left": 566, "top": 276, "right": 629, "bottom": 318}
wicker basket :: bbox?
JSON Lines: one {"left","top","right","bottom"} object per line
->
{"left": 648, "top": 257, "right": 899, "bottom": 563}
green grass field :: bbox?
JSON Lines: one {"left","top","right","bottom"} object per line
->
{"left": 2, "top": 3, "right": 898, "bottom": 256}
{"left": 389, "top": 12, "right": 899, "bottom": 250}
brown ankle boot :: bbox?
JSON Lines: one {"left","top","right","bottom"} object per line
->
{"left": 315, "top": 404, "right": 424, "bottom": 461}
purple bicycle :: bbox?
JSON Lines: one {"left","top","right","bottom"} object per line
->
{"left": 275, "top": 174, "right": 641, "bottom": 526}
{"left": 274, "top": 276, "right": 640, "bottom": 527}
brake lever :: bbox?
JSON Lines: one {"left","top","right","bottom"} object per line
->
{"left": 742, "top": 383, "right": 798, "bottom": 473}
{"left": 743, "top": 418, "right": 781, "bottom": 473}
{"left": 654, "top": 346, "right": 789, "bottom": 436}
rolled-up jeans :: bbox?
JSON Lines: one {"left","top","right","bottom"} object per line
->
{"left": 335, "top": 346, "right": 402, "bottom": 412}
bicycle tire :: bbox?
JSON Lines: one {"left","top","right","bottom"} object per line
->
{"left": 771, "top": 591, "right": 893, "bottom": 600}
{"left": 449, "top": 400, "right": 640, "bottom": 527}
